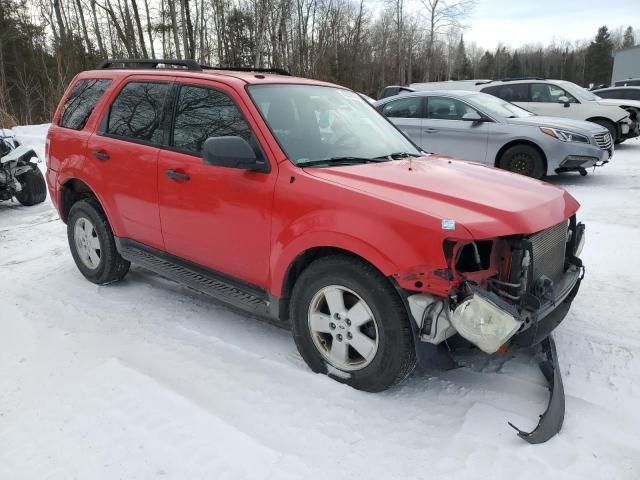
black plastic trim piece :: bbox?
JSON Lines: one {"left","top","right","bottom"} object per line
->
{"left": 509, "top": 335, "right": 565, "bottom": 444}
{"left": 115, "top": 238, "right": 279, "bottom": 319}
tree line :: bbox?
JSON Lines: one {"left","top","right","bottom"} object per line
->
{"left": 0, "top": 0, "right": 637, "bottom": 126}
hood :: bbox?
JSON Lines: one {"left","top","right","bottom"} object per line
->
{"left": 506, "top": 115, "right": 607, "bottom": 134}
{"left": 305, "top": 156, "right": 579, "bottom": 239}
{"left": 596, "top": 98, "right": 640, "bottom": 110}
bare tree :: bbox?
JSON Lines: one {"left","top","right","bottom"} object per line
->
{"left": 419, "top": 0, "right": 476, "bottom": 81}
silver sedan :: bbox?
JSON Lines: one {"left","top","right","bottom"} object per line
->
{"left": 375, "top": 90, "right": 612, "bottom": 178}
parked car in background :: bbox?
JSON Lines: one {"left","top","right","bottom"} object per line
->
{"left": 375, "top": 90, "right": 612, "bottom": 178}
{"left": 0, "top": 130, "right": 46, "bottom": 206}
{"left": 594, "top": 86, "right": 640, "bottom": 101}
{"left": 409, "top": 78, "right": 640, "bottom": 144}
{"left": 614, "top": 78, "right": 640, "bottom": 87}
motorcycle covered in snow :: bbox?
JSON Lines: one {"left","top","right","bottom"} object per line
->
{"left": 0, "top": 130, "right": 46, "bottom": 206}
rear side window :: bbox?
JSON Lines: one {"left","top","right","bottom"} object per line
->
{"left": 107, "top": 82, "right": 170, "bottom": 143}
{"left": 59, "top": 79, "right": 111, "bottom": 130}
{"left": 380, "top": 96, "right": 423, "bottom": 118}
{"left": 171, "top": 85, "right": 252, "bottom": 154}
{"left": 482, "top": 84, "right": 529, "bottom": 102}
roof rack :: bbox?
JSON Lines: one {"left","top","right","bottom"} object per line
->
{"left": 96, "top": 59, "right": 291, "bottom": 76}
{"left": 97, "top": 59, "right": 202, "bottom": 70}
{"left": 498, "top": 77, "right": 546, "bottom": 82}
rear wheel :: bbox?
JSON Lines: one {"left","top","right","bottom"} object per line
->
{"left": 67, "top": 198, "right": 130, "bottom": 285}
{"left": 498, "top": 144, "right": 546, "bottom": 179}
{"left": 15, "top": 168, "right": 46, "bottom": 206}
{"left": 290, "top": 255, "right": 416, "bottom": 392}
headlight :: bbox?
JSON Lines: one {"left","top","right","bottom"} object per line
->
{"left": 450, "top": 285, "right": 522, "bottom": 354}
{"left": 540, "top": 127, "right": 590, "bottom": 144}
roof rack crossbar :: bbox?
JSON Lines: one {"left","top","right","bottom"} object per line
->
{"left": 97, "top": 59, "right": 202, "bottom": 71}
{"left": 498, "top": 76, "right": 546, "bottom": 82}
{"left": 200, "top": 65, "right": 291, "bottom": 76}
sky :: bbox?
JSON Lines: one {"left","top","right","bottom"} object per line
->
{"left": 463, "top": 0, "right": 640, "bottom": 50}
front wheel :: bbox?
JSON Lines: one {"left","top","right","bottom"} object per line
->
{"left": 498, "top": 144, "right": 546, "bottom": 179}
{"left": 290, "top": 255, "right": 416, "bottom": 392}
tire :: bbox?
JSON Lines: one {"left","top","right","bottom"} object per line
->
{"left": 498, "top": 144, "right": 546, "bottom": 179}
{"left": 290, "top": 255, "right": 416, "bottom": 392}
{"left": 67, "top": 198, "right": 130, "bottom": 285}
{"left": 590, "top": 119, "right": 617, "bottom": 143}
{"left": 614, "top": 138, "right": 625, "bottom": 145}
{"left": 15, "top": 167, "right": 46, "bottom": 206}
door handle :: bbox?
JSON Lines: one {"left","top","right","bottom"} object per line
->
{"left": 165, "top": 169, "right": 190, "bottom": 182}
{"left": 424, "top": 128, "right": 438, "bottom": 134}
{"left": 92, "top": 150, "right": 110, "bottom": 160}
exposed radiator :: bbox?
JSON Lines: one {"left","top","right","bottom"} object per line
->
{"left": 529, "top": 221, "right": 568, "bottom": 283}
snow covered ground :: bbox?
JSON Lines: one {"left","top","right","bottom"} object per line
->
{"left": 1, "top": 125, "right": 639, "bottom": 479}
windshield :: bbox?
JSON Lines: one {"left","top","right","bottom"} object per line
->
{"left": 248, "top": 84, "right": 421, "bottom": 165}
{"left": 468, "top": 92, "right": 534, "bottom": 118}
{"left": 559, "top": 81, "right": 601, "bottom": 101}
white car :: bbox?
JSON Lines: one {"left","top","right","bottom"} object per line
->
{"left": 408, "top": 78, "right": 640, "bottom": 144}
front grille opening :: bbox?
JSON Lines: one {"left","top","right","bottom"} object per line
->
{"left": 455, "top": 241, "right": 493, "bottom": 272}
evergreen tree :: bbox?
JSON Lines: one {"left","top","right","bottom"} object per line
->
{"left": 477, "top": 51, "right": 494, "bottom": 79}
{"left": 622, "top": 26, "right": 635, "bottom": 48}
{"left": 453, "top": 36, "right": 472, "bottom": 79}
{"left": 585, "top": 26, "right": 614, "bottom": 85}
{"left": 507, "top": 51, "right": 522, "bottom": 78}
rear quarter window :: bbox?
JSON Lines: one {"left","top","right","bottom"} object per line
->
{"left": 59, "top": 79, "right": 112, "bottom": 130}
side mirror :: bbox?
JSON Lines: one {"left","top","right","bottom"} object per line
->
{"left": 202, "top": 136, "right": 268, "bottom": 172}
{"left": 462, "top": 112, "right": 482, "bottom": 122}
{"left": 558, "top": 96, "right": 570, "bottom": 107}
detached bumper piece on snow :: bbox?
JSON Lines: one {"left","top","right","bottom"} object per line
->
{"left": 509, "top": 335, "right": 564, "bottom": 444}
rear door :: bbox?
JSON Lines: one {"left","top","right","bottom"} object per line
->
{"left": 87, "top": 76, "right": 173, "bottom": 250}
{"left": 421, "top": 96, "right": 490, "bottom": 163}
{"left": 157, "top": 78, "right": 276, "bottom": 287}
{"left": 378, "top": 96, "right": 424, "bottom": 146}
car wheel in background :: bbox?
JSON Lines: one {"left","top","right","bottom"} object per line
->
{"left": 67, "top": 198, "right": 130, "bottom": 285}
{"left": 290, "top": 255, "right": 416, "bottom": 392}
{"left": 498, "top": 144, "right": 546, "bottom": 179}
{"left": 15, "top": 168, "right": 46, "bottom": 206}
{"left": 590, "top": 119, "right": 617, "bottom": 144}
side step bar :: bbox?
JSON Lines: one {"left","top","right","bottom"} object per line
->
{"left": 509, "top": 335, "right": 565, "bottom": 444}
{"left": 116, "top": 238, "right": 275, "bottom": 318}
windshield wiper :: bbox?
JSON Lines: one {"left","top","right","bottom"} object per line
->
{"left": 374, "top": 151, "right": 422, "bottom": 160}
{"left": 299, "top": 156, "right": 389, "bottom": 168}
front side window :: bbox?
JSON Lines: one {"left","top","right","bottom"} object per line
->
{"left": 172, "top": 85, "right": 252, "bottom": 154}
{"left": 595, "top": 89, "right": 622, "bottom": 99}
{"left": 248, "top": 85, "right": 420, "bottom": 165}
{"left": 426, "top": 97, "right": 478, "bottom": 120}
{"left": 530, "top": 83, "right": 578, "bottom": 103}
{"left": 106, "top": 82, "right": 170, "bottom": 143}
{"left": 381, "top": 96, "right": 423, "bottom": 118}
{"left": 60, "top": 79, "right": 111, "bottom": 130}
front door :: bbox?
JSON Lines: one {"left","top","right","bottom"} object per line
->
{"left": 422, "top": 96, "right": 490, "bottom": 163}
{"left": 518, "top": 82, "right": 584, "bottom": 120}
{"left": 157, "top": 79, "right": 276, "bottom": 288}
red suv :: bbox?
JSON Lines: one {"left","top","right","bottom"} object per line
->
{"left": 46, "top": 60, "right": 585, "bottom": 426}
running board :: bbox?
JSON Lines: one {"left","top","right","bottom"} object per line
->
{"left": 116, "top": 238, "right": 274, "bottom": 317}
